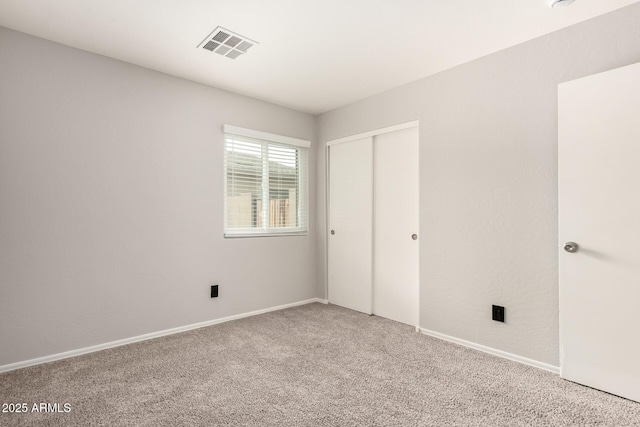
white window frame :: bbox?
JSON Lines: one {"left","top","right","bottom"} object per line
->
{"left": 223, "top": 125, "right": 310, "bottom": 238}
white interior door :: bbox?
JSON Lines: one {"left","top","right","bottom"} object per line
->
{"left": 328, "top": 137, "right": 373, "bottom": 314}
{"left": 373, "top": 127, "right": 419, "bottom": 326}
{"left": 559, "top": 62, "right": 640, "bottom": 403}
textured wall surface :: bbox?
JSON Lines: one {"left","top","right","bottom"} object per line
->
{"left": 316, "top": 3, "right": 640, "bottom": 367}
{"left": 0, "top": 27, "right": 316, "bottom": 366}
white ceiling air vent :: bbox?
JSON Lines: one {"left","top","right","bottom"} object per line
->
{"left": 198, "top": 26, "right": 257, "bottom": 59}
{"left": 548, "top": 0, "right": 575, "bottom": 8}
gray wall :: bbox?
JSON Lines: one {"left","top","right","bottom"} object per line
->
{"left": 0, "top": 27, "right": 316, "bottom": 366}
{"left": 316, "top": 3, "right": 640, "bottom": 367}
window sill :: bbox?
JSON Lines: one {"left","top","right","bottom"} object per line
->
{"left": 224, "top": 231, "right": 308, "bottom": 239}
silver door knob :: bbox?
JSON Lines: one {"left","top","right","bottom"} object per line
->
{"left": 330, "top": 230, "right": 335, "bottom": 235}
{"left": 564, "top": 242, "right": 579, "bottom": 253}
{"left": 411, "top": 234, "right": 418, "bottom": 240}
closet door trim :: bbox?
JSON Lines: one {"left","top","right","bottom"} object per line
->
{"left": 326, "top": 120, "right": 419, "bottom": 147}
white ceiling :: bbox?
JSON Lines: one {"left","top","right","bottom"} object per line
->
{"left": 1, "top": 0, "right": 638, "bottom": 114}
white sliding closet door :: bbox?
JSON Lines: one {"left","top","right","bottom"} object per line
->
{"left": 327, "top": 123, "right": 419, "bottom": 325}
{"left": 373, "top": 127, "right": 419, "bottom": 326}
{"left": 328, "top": 137, "right": 373, "bottom": 314}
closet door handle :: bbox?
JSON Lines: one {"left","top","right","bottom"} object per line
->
{"left": 411, "top": 234, "right": 418, "bottom": 240}
{"left": 331, "top": 230, "right": 335, "bottom": 235}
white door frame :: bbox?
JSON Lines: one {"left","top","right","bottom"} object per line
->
{"left": 325, "top": 120, "right": 420, "bottom": 327}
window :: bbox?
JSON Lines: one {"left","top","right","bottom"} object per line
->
{"left": 223, "top": 125, "right": 309, "bottom": 237}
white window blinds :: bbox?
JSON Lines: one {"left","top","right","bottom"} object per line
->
{"left": 223, "top": 125, "right": 309, "bottom": 237}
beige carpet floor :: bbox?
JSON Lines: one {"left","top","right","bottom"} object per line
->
{"left": 1, "top": 302, "right": 639, "bottom": 426}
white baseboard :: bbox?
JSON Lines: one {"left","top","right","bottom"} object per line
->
{"left": 419, "top": 328, "right": 560, "bottom": 374}
{"left": 0, "top": 297, "right": 326, "bottom": 374}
